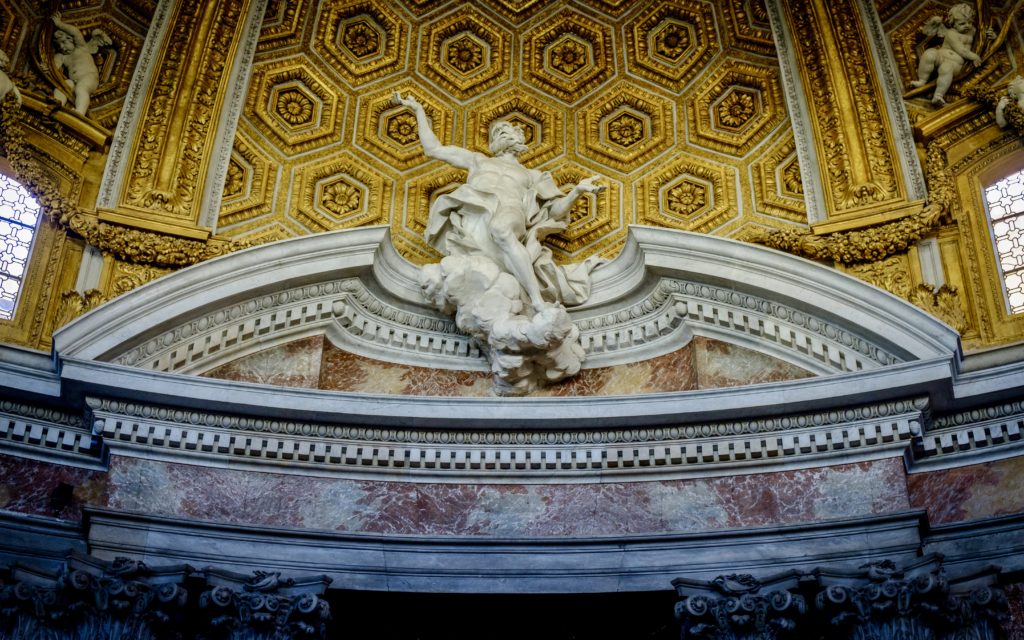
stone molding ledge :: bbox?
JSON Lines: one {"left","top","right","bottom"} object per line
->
{"left": 82, "top": 508, "right": 928, "bottom": 593}
{"left": 910, "top": 398, "right": 1024, "bottom": 470}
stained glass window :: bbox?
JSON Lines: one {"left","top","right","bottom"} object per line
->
{"left": 0, "top": 175, "right": 39, "bottom": 320}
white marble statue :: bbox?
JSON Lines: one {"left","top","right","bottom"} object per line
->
{"left": 911, "top": 3, "right": 993, "bottom": 106}
{"left": 0, "top": 51, "right": 21, "bottom": 107}
{"left": 996, "top": 76, "right": 1024, "bottom": 128}
{"left": 393, "top": 92, "right": 605, "bottom": 395}
{"left": 51, "top": 12, "right": 112, "bottom": 116}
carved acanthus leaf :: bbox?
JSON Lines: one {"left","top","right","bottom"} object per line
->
{"left": 909, "top": 284, "right": 969, "bottom": 334}
{"left": 56, "top": 289, "right": 106, "bottom": 328}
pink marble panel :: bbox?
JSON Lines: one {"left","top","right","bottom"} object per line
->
{"left": 104, "top": 457, "right": 908, "bottom": 537}
{"left": 694, "top": 336, "right": 813, "bottom": 388}
{"left": 201, "top": 335, "right": 810, "bottom": 396}
{"left": 907, "top": 456, "right": 1024, "bottom": 524}
{"left": 0, "top": 454, "right": 108, "bottom": 522}
{"left": 201, "top": 335, "right": 324, "bottom": 388}
{"left": 319, "top": 342, "right": 491, "bottom": 396}
{"left": 540, "top": 342, "right": 698, "bottom": 396}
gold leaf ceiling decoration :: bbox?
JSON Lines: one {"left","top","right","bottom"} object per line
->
{"left": 219, "top": 0, "right": 805, "bottom": 263}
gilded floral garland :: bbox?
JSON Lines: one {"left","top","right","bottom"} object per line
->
{"left": 0, "top": 100, "right": 246, "bottom": 267}
{"left": 965, "top": 84, "right": 1024, "bottom": 137}
{"left": 745, "top": 207, "right": 944, "bottom": 265}
{"left": 746, "top": 141, "right": 954, "bottom": 266}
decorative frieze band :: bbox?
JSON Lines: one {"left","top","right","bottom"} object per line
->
{"left": 88, "top": 396, "right": 925, "bottom": 480}
{"left": 0, "top": 399, "right": 103, "bottom": 467}
{"left": 910, "top": 399, "right": 1024, "bottom": 469}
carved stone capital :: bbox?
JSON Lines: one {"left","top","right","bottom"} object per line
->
{"left": 672, "top": 571, "right": 806, "bottom": 640}
{"left": 674, "top": 559, "right": 1008, "bottom": 640}
{"left": 0, "top": 551, "right": 189, "bottom": 640}
{"left": 813, "top": 557, "right": 1007, "bottom": 640}
{"left": 196, "top": 568, "right": 331, "bottom": 640}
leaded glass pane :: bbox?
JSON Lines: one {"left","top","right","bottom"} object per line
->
{"left": 0, "top": 175, "right": 39, "bottom": 320}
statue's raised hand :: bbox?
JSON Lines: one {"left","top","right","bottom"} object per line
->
{"left": 576, "top": 176, "right": 605, "bottom": 195}
{"left": 392, "top": 92, "right": 423, "bottom": 113}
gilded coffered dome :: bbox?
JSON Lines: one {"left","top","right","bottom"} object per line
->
{"left": 217, "top": 0, "right": 804, "bottom": 264}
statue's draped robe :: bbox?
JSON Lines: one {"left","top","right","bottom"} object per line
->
{"left": 424, "top": 167, "right": 596, "bottom": 306}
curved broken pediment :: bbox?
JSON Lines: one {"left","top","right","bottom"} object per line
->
{"left": 51, "top": 226, "right": 962, "bottom": 421}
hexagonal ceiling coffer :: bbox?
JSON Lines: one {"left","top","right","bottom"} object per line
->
{"left": 420, "top": 7, "right": 512, "bottom": 100}
{"left": 523, "top": 9, "right": 613, "bottom": 104}
{"left": 293, "top": 153, "right": 391, "bottom": 232}
{"left": 638, "top": 156, "right": 736, "bottom": 233}
{"left": 688, "top": 59, "right": 785, "bottom": 156}
{"left": 246, "top": 61, "right": 344, "bottom": 154}
{"left": 314, "top": 0, "right": 407, "bottom": 86}
{"left": 577, "top": 82, "right": 674, "bottom": 172}
{"left": 625, "top": 0, "right": 720, "bottom": 90}
{"left": 356, "top": 81, "right": 455, "bottom": 170}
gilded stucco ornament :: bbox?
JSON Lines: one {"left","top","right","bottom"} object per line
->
{"left": 909, "top": 284, "right": 968, "bottom": 334}
{"left": 56, "top": 289, "right": 105, "bottom": 329}
{"left": 747, "top": 140, "right": 956, "bottom": 265}
{"left": 394, "top": 92, "right": 604, "bottom": 395}
{"left": 968, "top": 77, "right": 1024, "bottom": 133}
{"left": 744, "top": 207, "right": 945, "bottom": 265}
{"left": 0, "top": 51, "right": 22, "bottom": 107}
{"left": 0, "top": 100, "right": 248, "bottom": 268}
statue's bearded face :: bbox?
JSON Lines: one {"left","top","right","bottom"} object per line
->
{"left": 489, "top": 122, "right": 527, "bottom": 156}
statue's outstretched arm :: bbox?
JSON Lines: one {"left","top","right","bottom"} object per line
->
{"left": 52, "top": 13, "right": 87, "bottom": 46}
{"left": 392, "top": 93, "right": 475, "bottom": 169}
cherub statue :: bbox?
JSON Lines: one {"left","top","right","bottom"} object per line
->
{"left": 911, "top": 3, "right": 994, "bottom": 106}
{"left": 0, "top": 51, "right": 21, "bottom": 107}
{"left": 51, "top": 12, "right": 112, "bottom": 116}
{"left": 393, "top": 92, "right": 606, "bottom": 394}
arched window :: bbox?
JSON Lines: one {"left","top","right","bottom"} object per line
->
{"left": 983, "top": 169, "right": 1024, "bottom": 314}
{"left": 0, "top": 174, "right": 40, "bottom": 319}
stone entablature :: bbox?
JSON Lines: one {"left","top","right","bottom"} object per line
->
{"left": 0, "top": 225, "right": 1014, "bottom": 482}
